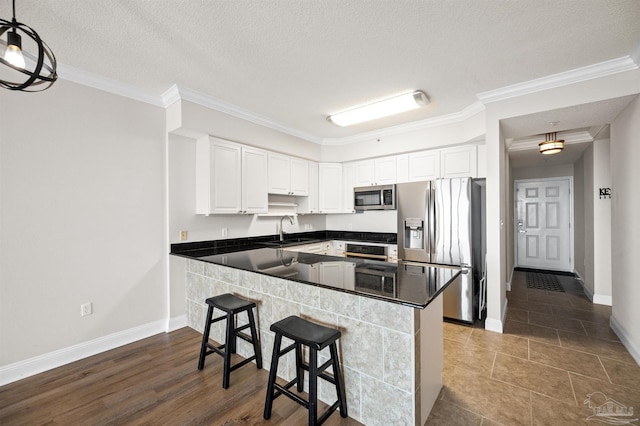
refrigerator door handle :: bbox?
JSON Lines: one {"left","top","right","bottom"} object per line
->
{"left": 428, "top": 183, "right": 436, "bottom": 261}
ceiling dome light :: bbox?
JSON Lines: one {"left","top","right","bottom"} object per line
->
{"left": 328, "top": 90, "right": 430, "bottom": 127}
{"left": 0, "top": 0, "right": 57, "bottom": 91}
{"left": 539, "top": 132, "right": 564, "bottom": 155}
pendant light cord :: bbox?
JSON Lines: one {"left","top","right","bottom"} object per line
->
{"left": 11, "top": 0, "right": 17, "bottom": 23}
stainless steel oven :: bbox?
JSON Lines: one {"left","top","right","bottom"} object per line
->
{"left": 344, "top": 243, "right": 388, "bottom": 261}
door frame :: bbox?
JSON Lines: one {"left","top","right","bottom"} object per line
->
{"left": 513, "top": 176, "right": 575, "bottom": 272}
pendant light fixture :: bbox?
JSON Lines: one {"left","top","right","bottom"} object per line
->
{"left": 539, "top": 132, "right": 564, "bottom": 155}
{"left": 328, "top": 90, "right": 430, "bottom": 127}
{"left": 0, "top": 0, "right": 57, "bottom": 91}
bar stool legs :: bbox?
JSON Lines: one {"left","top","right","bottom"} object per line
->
{"left": 197, "top": 293, "right": 262, "bottom": 389}
{"left": 264, "top": 316, "right": 348, "bottom": 425}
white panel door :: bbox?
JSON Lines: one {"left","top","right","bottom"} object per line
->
{"left": 318, "top": 163, "right": 342, "bottom": 213}
{"left": 374, "top": 157, "right": 397, "bottom": 184}
{"left": 516, "top": 179, "right": 572, "bottom": 271}
{"left": 289, "top": 158, "right": 309, "bottom": 196}
{"left": 268, "top": 152, "right": 291, "bottom": 194}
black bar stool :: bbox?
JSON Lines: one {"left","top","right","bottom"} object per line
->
{"left": 264, "top": 315, "right": 348, "bottom": 425}
{"left": 197, "top": 293, "right": 262, "bottom": 389}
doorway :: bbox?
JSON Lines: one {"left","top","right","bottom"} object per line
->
{"left": 514, "top": 177, "right": 573, "bottom": 272}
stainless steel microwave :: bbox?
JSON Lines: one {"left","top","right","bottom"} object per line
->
{"left": 354, "top": 184, "right": 396, "bottom": 211}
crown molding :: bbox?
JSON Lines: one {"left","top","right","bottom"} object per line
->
{"left": 477, "top": 56, "right": 638, "bottom": 105}
{"left": 507, "top": 129, "right": 593, "bottom": 152}
{"left": 162, "top": 85, "right": 323, "bottom": 144}
{"left": 321, "top": 101, "right": 486, "bottom": 146}
{"left": 57, "top": 64, "right": 164, "bottom": 107}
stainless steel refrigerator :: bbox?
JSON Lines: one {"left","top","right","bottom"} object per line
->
{"left": 397, "top": 178, "right": 486, "bottom": 323}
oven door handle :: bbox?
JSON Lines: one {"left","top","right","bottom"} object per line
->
{"left": 344, "top": 252, "right": 388, "bottom": 260}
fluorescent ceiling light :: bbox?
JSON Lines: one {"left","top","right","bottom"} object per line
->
{"left": 328, "top": 90, "right": 430, "bottom": 127}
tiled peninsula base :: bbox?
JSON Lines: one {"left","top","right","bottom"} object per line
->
{"left": 185, "top": 259, "right": 443, "bottom": 426}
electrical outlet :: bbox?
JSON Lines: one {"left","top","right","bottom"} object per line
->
{"left": 222, "top": 227, "right": 228, "bottom": 237}
{"left": 180, "top": 230, "right": 188, "bottom": 241}
{"left": 81, "top": 302, "right": 93, "bottom": 317}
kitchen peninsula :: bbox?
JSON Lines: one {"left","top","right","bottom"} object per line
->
{"left": 172, "top": 238, "right": 461, "bottom": 425}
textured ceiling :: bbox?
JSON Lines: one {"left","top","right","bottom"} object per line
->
{"left": 5, "top": 0, "right": 640, "bottom": 141}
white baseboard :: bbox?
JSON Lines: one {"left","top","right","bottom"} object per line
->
{"left": 573, "top": 272, "right": 612, "bottom": 306}
{"left": 167, "top": 314, "right": 187, "bottom": 332}
{"left": 593, "top": 294, "right": 613, "bottom": 306}
{"left": 485, "top": 299, "right": 507, "bottom": 333}
{"left": 0, "top": 319, "right": 169, "bottom": 386}
{"left": 610, "top": 315, "right": 640, "bottom": 366}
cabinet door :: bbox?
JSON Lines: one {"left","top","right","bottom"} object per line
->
{"left": 396, "top": 154, "right": 409, "bottom": 183}
{"left": 318, "top": 163, "right": 342, "bottom": 213}
{"left": 342, "top": 163, "right": 356, "bottom": 213}
{"left": 242, "top": 147, "right": 268, "bottom": 213}
{"left": 374, "top": 156, "right": 397, "bottom": 185}
{"left": 409, "top": 150, "right": 441, "bottom": 181}
{"left": 290, "top": 158, "right": 309, "bottom": 196}
{"left": 210, "top": 139, "right": 242, "bottom": 214}
{"left": 353, "top": 160, "right": 374, "bottom": 187}
{"left": 319, "top": 262, "right": 344, "bottom": 287}
{"left": 268, "top": 152, "right": 291, "bottom": 194}
{"left": 441, "top": 145, "right": 477, "bottom": 178}
{"left": 307, "top": 162, "right": 319, "bottom": 213}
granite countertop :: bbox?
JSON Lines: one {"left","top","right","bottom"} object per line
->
{"left": 174, "top": 246, "right": 461, "bottom": 309}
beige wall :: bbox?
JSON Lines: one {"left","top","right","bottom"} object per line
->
{"left": 0, "top": 80, "right": 166, "bottom": 366}
{"left": 611, "top": 94, "right": 640, "bottom": 363}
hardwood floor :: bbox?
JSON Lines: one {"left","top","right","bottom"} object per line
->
{"left": 0, "top": 328, "right": 360, "bottom": 425}
{"left": 3, "top": 271, "right": 638, "bottom": 425}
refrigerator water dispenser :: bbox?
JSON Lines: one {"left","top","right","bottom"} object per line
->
{"left": 404, "top": 218, "right": 424, "bottom": 249}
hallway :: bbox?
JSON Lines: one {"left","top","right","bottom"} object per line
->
{"left": 429, "top": 270, "right": 640, "bottom": 425}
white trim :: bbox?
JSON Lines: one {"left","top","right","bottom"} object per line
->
{"left": 161, "top": 85, "right": 323, "bottom": 144}
{"left": 0, "top": 319, "right": 167, "bottom": 386}
{"left": 592, "top": 294, "right": 612, "bottom": 306}
{"left": 575, "top": 271, "right": 595, "bottom": 302}
{"left": 485, "top": 299, "right": 507, "bottom": 333}
{"left": 58, "top": 64, "right": 164, "bottom": 107}
{"left": 167, "top": 314, "right": 187, "bottom": 332}
{"left": 477, "top": 55, "right": 638, "bottom": 104}
{"left": 506, "top": 268, "right": 513, "bottom": 292}
{"left": 610, "top": 315, "right": 640, "bottom": 366}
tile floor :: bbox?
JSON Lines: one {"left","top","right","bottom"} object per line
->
{"left": 426, "top": 270, "right": 640, "bottom": 425}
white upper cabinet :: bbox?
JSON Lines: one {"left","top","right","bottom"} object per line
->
{"left": 352, "top": 156, "right": 397, "bottom": 187}
{"left": 408, "top": 150, "right": 441, "bottom": 181}
{"left": 241, "top": 146, "right": 269, "bottom": 213}
{"left": 342, "top": 163, "right": 356, "bottom": 213}
{"left": 268, "top": 152, "right": 309, "bottom": 196}
{"left": 196, "top": 137, "right": 268, "bottom": 214}
{"left": 396, "top": 154, "right": 409, "bottom": 183}
{"left": 298, "top": 161, "right": 319, "bottom": 214}
{"left": 290, "top": 157, "right": 309, "bottom": 195}
{"left": 318, "top": 163, "right": 343, "bottom": 213}
{"left": 440, "top": 145, "right": 477, "bottom": 178}
{"left": 353, "top": 160, "right": 375, "bottom": 187}
{"left": 374, "top": 157, "right": 397, "bottom": 185}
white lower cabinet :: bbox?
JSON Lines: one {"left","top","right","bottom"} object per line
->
{"left": 196, "top": 137, "right": 268, "bottom": 214}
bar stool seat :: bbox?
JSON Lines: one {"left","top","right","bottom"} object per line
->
{"left": 197, "top": 293, "right": 262, "bottom": 389}
{"left": 264, "top": 316, "right": 347, "bottom": 425}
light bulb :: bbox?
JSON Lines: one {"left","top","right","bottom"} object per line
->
{"left": 4, "top": 31, "right": 25, "bottom": 69}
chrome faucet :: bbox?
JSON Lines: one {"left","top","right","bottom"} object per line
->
{"left": 279, "top": 215, "right": 295, "bottom": 242}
